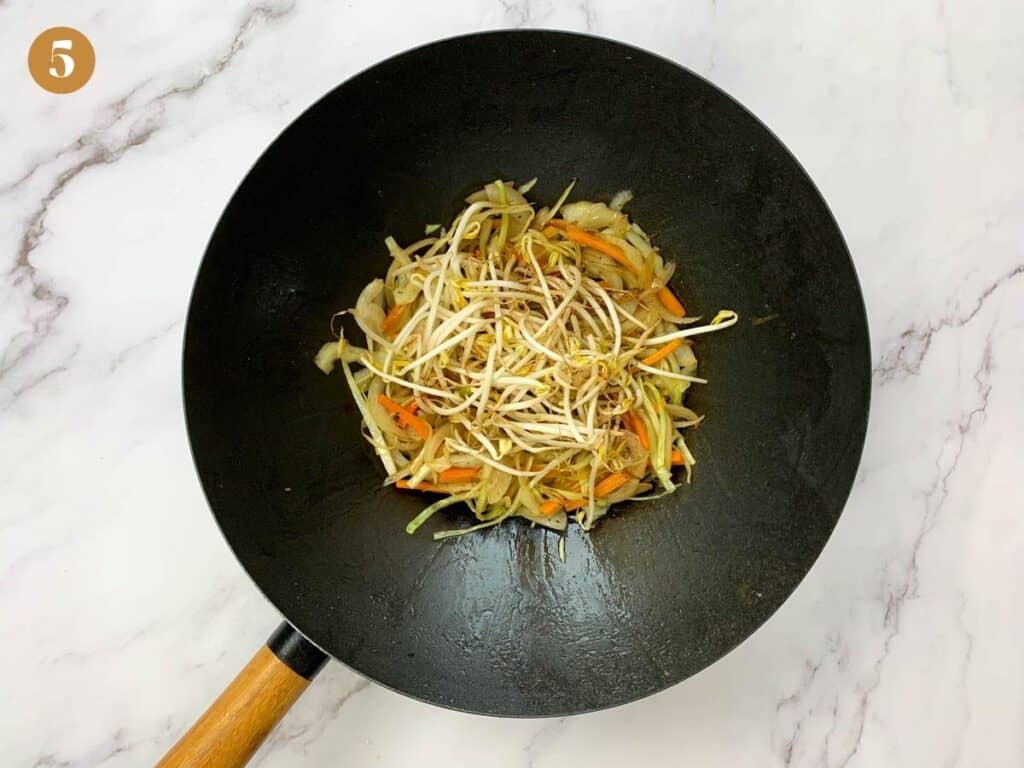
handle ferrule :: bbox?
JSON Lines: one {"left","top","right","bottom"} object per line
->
{"left": 266, "top": 622, "right": 328, "bottom": 680}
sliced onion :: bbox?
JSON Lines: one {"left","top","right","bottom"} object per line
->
{"left": 609, "top": 189, "right": 633, "bottom": 211}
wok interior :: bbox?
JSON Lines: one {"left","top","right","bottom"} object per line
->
{"left": 184, "top": 32, "right": 869, "bottom": 715}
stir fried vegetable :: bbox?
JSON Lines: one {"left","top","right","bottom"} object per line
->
{"left": 316, "top": 180, "right": 737, "bottom": 540}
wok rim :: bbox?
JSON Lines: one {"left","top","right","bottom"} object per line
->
{"left": 180, "top": 28, "right": 871, "bottom": 717}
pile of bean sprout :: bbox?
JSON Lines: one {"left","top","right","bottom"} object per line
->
{"left": 315, "top": 180, "right": 737, "bottom": 541}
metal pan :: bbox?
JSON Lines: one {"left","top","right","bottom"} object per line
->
{"left": 159, "top": 30, "right": 870, "bottom": 767}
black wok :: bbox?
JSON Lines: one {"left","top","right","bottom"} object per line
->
{"left": 160, "top": 30, "right": 870, "bottom": 767}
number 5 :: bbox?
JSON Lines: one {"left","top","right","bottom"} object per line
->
{"left": 49, "top": 39, "right": 75, "bottom": 79}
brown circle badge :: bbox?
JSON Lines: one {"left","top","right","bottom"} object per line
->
{"left": 28, "top": 27, "right": 95, "bottom": 94}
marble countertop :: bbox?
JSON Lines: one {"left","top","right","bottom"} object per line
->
{"left": 3, "top": 1, "right": 1022, "bottom": 766}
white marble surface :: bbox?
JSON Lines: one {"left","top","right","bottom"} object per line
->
{"left": 2, "top": 0, "right": 1022, "bottom": 765}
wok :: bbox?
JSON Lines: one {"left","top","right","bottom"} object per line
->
{"left": 160, "top": 30, "right": 870, "bottom": 767}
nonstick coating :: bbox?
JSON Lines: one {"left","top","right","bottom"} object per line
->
{"left": 183, "top": 31, "right": 870, "bottom": 716}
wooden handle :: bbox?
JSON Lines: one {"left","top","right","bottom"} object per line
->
{"left": 158, "top": 624, "right": 326, "bottom": 768}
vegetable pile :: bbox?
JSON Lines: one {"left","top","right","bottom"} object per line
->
{"left": 316, "top": 180, "right": 736, "bottom": 540}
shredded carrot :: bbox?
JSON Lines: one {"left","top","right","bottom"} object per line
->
{"left": 622, "top": 409, "right": 634, "bottom": 431}
{"left": 438, "top": 467, "right": 479, "bottom": 484}
{"left": 396, "top": 479, "right": 443, "bottom": 492}
{"left": 657, "top": 286, "right": 686, "bottom": 317}
{"left": 547, "top": 220, "right": 638, "bottom": 274}
{"left": 671, "top": 450, "right": 685, "bottom": 466}
{"left": 624, "top": 410, "right": 650, "bottom": 450}
{"left": 380, "top": 302, "right": 409, "bottom": 337}
{"left": 539, "top": 500, "right": 562, "bottom": 517}
{"left": 636, "top": 416, "right": 650, "bottom": 450}
{"left": 641, "top": 339, "right": 683, "bottom": 366}
{"left": 405, "top": 400, "right": 418, "bottom": 414}
{"left": 377, "top": 394, "right": 431, "bottom": 440}
{"left": 594, "top": 471, "right": 631, "bottom": 497}
{"left": 562, "top": 471, "right": 636, "bottom": 512}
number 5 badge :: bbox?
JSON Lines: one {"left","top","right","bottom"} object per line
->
{"left": 28, "top": 27, "right": 95, "bottom": 94}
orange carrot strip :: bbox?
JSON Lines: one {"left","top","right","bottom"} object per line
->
{"left": 641, "top": 339, "right": 683, "bottom": 366}
{"left": 546, "top": 220, "right": 638, "bottom": 274}
{"left": 539, "top": 500, "right": 562, "bottom": 517}
{"left": 562, "top": 470, "right": 636, "bottom": 512}
{"left": 438, "top": 467, "right": 479, "bottom": 484}
{"left": 623, "top": 410, "right": 650, "bottom": 450}
{"left": 380, "top": 302, "right": 409, "bottom": 337}
{"left": 377, "top": 394, "right": 431, "bottom": 440}
{"left": 396, "top": 479, "right": 443, "bottom": 492}
{"left": 594, "top": 471, "right": 631, "bottom": 497}
{"left": 671, "top": 450, "right": 686, "bottom": 466}
{"left": 634, "top": 413, "right": 650, "bottom": 451}
{"left": 657, "top": 286, "right": 686, "bottom": 317}
{"left": 622, "top": 409, "right": 634, "bottom": 432}
{"left": 405, "top": 400, "right": 419, "bottom": 414}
